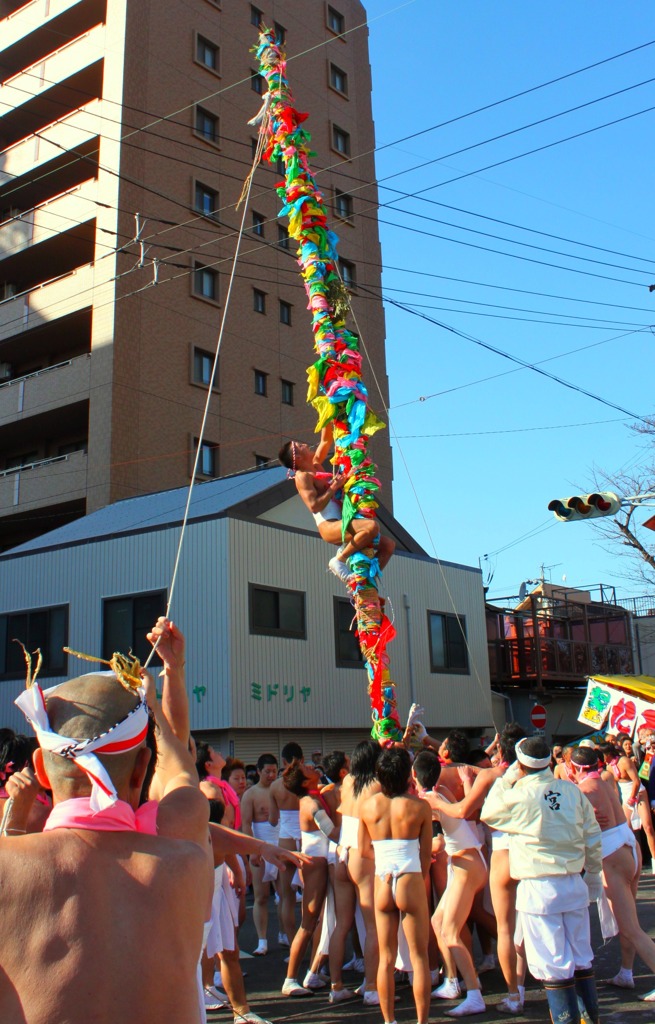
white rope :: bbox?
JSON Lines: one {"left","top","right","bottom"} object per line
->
{"left": 144, "top": 124, "right": 269, "bottom": 668}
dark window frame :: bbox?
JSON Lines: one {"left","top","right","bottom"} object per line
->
{"left": 102, "top": 591, "right": 167, "bottom": 668}
{"left": 192, "top": 261, "right": 219, "bottom": 303}
{"left": 249, "top": 583, "right": 307, "bottom": 639}
{"left": 279, "top": 299, "right": 292, "bottom": 325}
{"left": 334, "top": 188, "right": 353, "bottom": 222}
{"left": 191, "top": 346, "right": 219, "bottom": 390}
{"left": 194, "top": 105, "right": 219, "bottom": 145}
{"left": 250, "top": 69, "right": 264, "bottom": 95}
{"left": 254, "top": 369, "right": 268, "bottom": 396}
{"left": 274, "top": 21, "right": 286, "bottom": 44}
{"left": 194, "top": 180, "right": 219, "bottom": 219}
{"left": 281, "top": 379, "right": 294, "bottom": 405}
{"left": 251, "top": 4, "right": 263, "bottom": 27}
{"left": 195, "top": 34, "right": 220, "bottom": 74}
{"left": 334, "top": 596, "right": 363, "bottom": 667}
{"left": 0, "top": 605, "right": 69, "bottom": 680}
{"left": 253, "top": 288, "right": 267, "bottom": 314}
{"left": 194, "top": 437, "right": 219, "bottom": 478}
{"left": 329, "top": 62, "right": 348, "bottom": 96}
{"left": 339, "top": 257, "right": 356, "bottom": 288}
{"left": 254, "top": 454, "right": 270, "bottom": 469}
{"left": 427, "top": 610, "right": 470, "bottom": 674}
{"left": 277, "top": 224, "right": 290, "bottom": 249}
{"left": 327, "top": 5, "right": 345, "bottom": 34}
{"left": 332, "top": 124, "right": 350, "bottom": 156}
{"left": 252, "top": 211, "right": 265, "bottom": 236}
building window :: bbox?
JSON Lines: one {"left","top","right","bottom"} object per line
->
{"left": 254, "top": 454, "right": 270, "bottom": 469}
{"left": 251, "top": 137, "right": 259, "bottom": 160}
{"left": 332, "top": 124, "right": 350, "bottom": 156}
{"left": 330, "top": 63, "right": 348, "bottom": 95}
{"left": 275, "top": 156, "right": 285, "bottom": 175}
{"left": 340, "top": 258, "right": 356, "bottom": 288}
{"left": 192, "top": 346, "right": 218, "bottom": 388}
{"left": 250, "top": 4, "right": 263, "bottom": 27}
{"left": 193, "top": 262, "right": 218, "bottom": 302}
{"left": 195, "top": 182, "right": 218, "bottom": 218}
{"left": 103, "top": 591, "right": 166, "bottom": 667}
{"left": 428, "top": 611, "right": 469, "bottom": 674}
{"left": 334, "top": 597, "right": 363, "bottom": 666}
{"left": 281, "top": 379, "right": 294, "bottom": 405}
{"left": 277, "top": 224, "right": 290, "bottom": 249}
{"left": 251, "top": 69, "right": 264, "bottom": 95}
{"left": 279, "top": 299, "right": 292, "bottom": 325}
{"left": 327, "top": 5, "right": 345, "bottom": 34}
{"left": 0, "top": 605, "right": 68, "bottom": 679}
{"left": 194, "top": 438, "right": 219, "bottom": 478}
{"left": 253, "top": 289, "right": 266, "bottom": 314}
{"left": 252, "top": 211, "right": 265, "bottom": 236}
{"left": 196, "top": 35, "right": 219, "bottom": 72}
{"left": 195, "top": 106, "right": 218, "bottom": 144}
{"left": 334, "top": 189, "right": 353, "bottom": 221}
{"left": 254, "top": 369, "right": 268, "bottom": 396}
{"left": 249, "top": 584, "right": 306, "bottom": 639}
{"left": 274, "top": 21, "right": 286, "bottom": 44}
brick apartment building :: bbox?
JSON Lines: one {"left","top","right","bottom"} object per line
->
{"left": 0, "top": 0, "right": 391, "bottom": 551}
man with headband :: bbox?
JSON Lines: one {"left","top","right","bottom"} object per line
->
{"left": 481, "top": 737, "right": 602, "bottom": 1024}
{"left": 0, "top": 619, "right": 214, "bottom": 1024}
{"left": 278, "top": 423, "right": 395, "bottom": 585}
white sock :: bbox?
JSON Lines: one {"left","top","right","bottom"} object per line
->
{"left": 616, "top": 968, "right": 633, "bottom": 981}
{"left": 446, "top": 989, "right": 486, "bottom": 1016}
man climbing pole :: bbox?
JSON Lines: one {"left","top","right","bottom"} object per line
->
{"left": 278, "top": 424, "right": 395, "bottom": 585}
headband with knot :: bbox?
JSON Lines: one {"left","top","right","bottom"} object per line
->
{"left": 515, "top": 737, "right": 551, "bottom": 770}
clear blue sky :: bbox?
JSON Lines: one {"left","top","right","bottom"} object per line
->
{"left": 361, "top": 0, "right": 655, "bottom": 602}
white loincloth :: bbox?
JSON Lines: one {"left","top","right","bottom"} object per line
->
{"left": 301, "top": 829, "right": 330, "bottom": 858}
{"left": 312, "top": 499, "right": 342, "bottom": 525}
{"left": 491, "top": 828, "right": 510, "bottom": 852}
{"left": 594, "top": 822, "right": 640, "bottom": 940}
{"left": 372, "top": 838, "right": 421, "bottom": 895}
{"left": 279, "top": 808, "right": 302, "bottom": 845}
{"left": 317, "top": 878, "right": 336, "bottom": 956}
{"left": 252, "top": 820, "right": 280, "bottom": 882}
{"left": 618, "top": 780, "right": 642, "bottom": 829}
{"left": 514, "top": 874, "right": 592, "bottom": 981}
{"left": 206, "top": 864, "right": 237, "bottom": 957}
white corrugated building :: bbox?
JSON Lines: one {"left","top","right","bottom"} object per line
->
{"left": 0, "top": 467, "right": 494, "bottom": 761}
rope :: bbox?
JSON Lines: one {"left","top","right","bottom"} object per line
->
{"left": 143, "top": 129, "right": 268, "bottom": 669}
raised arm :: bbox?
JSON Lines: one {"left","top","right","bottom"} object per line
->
{"left": 430, "top": 769, "right": 496, "bottom": 820}
{"left": 313, "top": 423, "right": 333, "bottom": 466}
{"left": 295, "top": 467, "right": 347, "bottom": 515}
{"left": 146, "top": 617, "right": 189, "bottom": 744}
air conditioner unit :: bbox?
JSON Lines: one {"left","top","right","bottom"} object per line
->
{"left": 0, "top": 363, "right": 11, "bottom": 380}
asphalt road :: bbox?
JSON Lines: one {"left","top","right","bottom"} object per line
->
{"left": 210, "top": 875, "right": 655, "bottom": 1024}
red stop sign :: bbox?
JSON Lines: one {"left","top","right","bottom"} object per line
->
{"left": 531, "top": 704, "right": 547, "bottom": 729}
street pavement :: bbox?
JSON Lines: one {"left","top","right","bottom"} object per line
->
{"left": 208, "top": 874, "right": 655, "bottom": 1024}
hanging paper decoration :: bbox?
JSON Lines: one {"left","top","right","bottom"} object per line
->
{"left": 251, "top": 27, "right": 402, "bottom": 743}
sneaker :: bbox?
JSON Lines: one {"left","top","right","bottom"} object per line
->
{"left": 234, "top": 1015, "right": 273, "bottom": 1024}
{"left": 641, "top": 987, "right": 655, "bottom": 1001}
{"left": 278, "top": 932, "right": 290, "bottom": 948}
{"left": 252, "top": 940, "right": 268, "bottom": 956}
{"left": 432, "top": 978, "right": 461, "bottom": 1000}
{"left": 282, "top": 979, "right": 313, "bottom": 998}
{"left": 204, "top": 986, "right": 229, "bottom": 1010}
{"left": 303, "top": 971, "right": 327, "bottom": 990}
{"left": 496, "top": 994, "right": 523, "bottom": 1014}
{"left": 328, "top": 556, "right": 353, "bottom": 585}
{"left": 343, "top": 955, "right": 365, "bottom": 972}
{"left": 476, "top": 954, "right": 496, "bottom": 974}
{"left": 329, "top": 988, "right": 356, "bottom": 1004}
{"left": 363, "top": 990, "right": 380, "bottom": 1006}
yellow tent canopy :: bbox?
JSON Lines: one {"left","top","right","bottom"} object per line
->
{"left": 588, "top": 674, "right": 655, "bottom": 702}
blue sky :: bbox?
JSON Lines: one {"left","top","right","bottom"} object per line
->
{"left": 361, "top": 0, "right": 655, "bottom": 602}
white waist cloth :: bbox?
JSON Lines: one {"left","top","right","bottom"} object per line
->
{"left": 340, "top": 813, "right": 359, "bottom": 850}
{"left": 439, "top": 800, "right": 482, "bottom": 857}
{"left": 601, "top": 822, "right": 639, "bottom": 870}
{"left": 302, "top": 829, "right": 330, "bottom": 858}
{"left": 252, "top": 820, "right": 280, "bottom": 882}
{"left": 516, "top": 873, "right": 589, "bottom": 916}
{"left": 618, "top": 780, "right": 642, "bottom": 828}
{"left": 491, "top": 829, "right": 510, "bottom": 852}
{"left": 372, "top": 837, "right": 421, "bottom": 894}
{"left": 279, "top": 808, "right": 302, "bottom": 842}
{"left": 312, "top": 498, "right": 342, "bottom": 525}
{"left": 206, "top": 864, "right": 238, "bottom": 957}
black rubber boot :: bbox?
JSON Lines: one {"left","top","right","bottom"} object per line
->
{"left": 574, "top": 967, "right": 600, "bottom": 1024}
{"left": 543, "top": 978, "right": 581, "bottom": 1024}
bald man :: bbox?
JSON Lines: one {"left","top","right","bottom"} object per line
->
{"left": 0, "top": 626, "right": 213, "bottom": 1024}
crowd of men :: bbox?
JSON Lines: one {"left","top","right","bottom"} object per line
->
{"left": 1, "top": 618, "right": 655, "bottom": 1024}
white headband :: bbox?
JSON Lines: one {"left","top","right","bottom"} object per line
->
{"left": 15, "top": 675, "right": 149, "bottom": 812}
{"left": 515, "top": 737, "right": 551, "bottom": 770}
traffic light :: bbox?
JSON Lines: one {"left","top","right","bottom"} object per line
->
{"left": 548, "top": 491, "right": 621, "bottom": 522}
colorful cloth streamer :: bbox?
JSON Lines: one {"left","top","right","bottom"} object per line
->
{"left": 252, "top": 28, "right": 402, "bottom": 743}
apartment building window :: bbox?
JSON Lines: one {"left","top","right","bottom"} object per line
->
{"left": 195, "top": 182, "right": 218, "bottom": 218}
{"left": 252, "top": 211, "right": 265, "bottom": 236}
{"left": 277, "top": 224, "right": 290, "bottom": 249}
{"left": 335, "top": 189, "right": 353, "bottom": 221}
{"left": 255, "top": 454, "right": 270, "bottom": 468}
{"left": 103, "top": 592, "right": 166, "bottom": 667}
{"left": 340, "top": 258, "right": 356, "bottom": 288}
{"left": 279, "top": 300, "right": 292, "bottom": 325}
{"left": 192, "top": 346, "right": 219, "bottom": 388}
{"left": 253, "top": 289, "right": 266, "bottom": 314}
{"left": 254, "top": 369, "right": 268, "bottom": 396}
{"left": 193, "top": 262, "right": 218, "bottom": 302}
{"left": 327, "top": 6, "right": 345, "bottom": 34}
{"left": 334, "top": 597, "right": 363, "bottom": 667}
{"left": 251, "top": 4, "right": 263, "bottom": 26}
{"left": 330, "top": 63, "right": 348, "bottom": 96}
{"left": 251, "top": 69, "right": 265, "bottom": 95}
{"left": 0, "top": 605, "right": 68, "bottom": 679}
{"left": 196, "top": 35, "right": 219, "bottom": 72}
{"left": 5, "top": 451, "right": 38, "bottom": 472}
{"left": 249, "top": 584, "right": 306, "bottom": 639}
{"left": 428, "top": 611, "right": 469, "bottom": 674}
{"left": 251, "top": 137, "right": 259, "bottom": 160}
{"left": 332, "top": 124, "right": 350, "bottom": 156}
{"left": 195, "top": 106, "right": 218, "bottom": 144}
{"left": 281, "top": 379, "right": 294, "bottom": 405}
{"left": 194, "top": 438, "right": 219, "bottom": 478}
{"left": 274, "top": 21, "right": 286, "bottom": 44}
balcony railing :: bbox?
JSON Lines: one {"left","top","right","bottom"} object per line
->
{"left": 0, "top": 353, "right": 90, "bottom": 425}
{"left": 488, "top": 636, "right": 634, "bottom": 687}
{"left": 0, "top": 448, "right": 87, "bottom": 513}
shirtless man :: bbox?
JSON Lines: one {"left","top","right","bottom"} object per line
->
{"left": 278, "top": 424, "right": 395, "bottom": 585}
{"left": 572, "top": 746, "right": 655, "bottom": 1000}
{"left": 241, "top": 753, "right": 281, "bottom": 955}
{"left": 269, "top": 741, "right": 304, "bottom": 946}
{"left": 359, "top": 747, "right": 432, "bottom": 1024}
{"left": 2, "top": 623, "right": 214, "bottom": 1024}
{"left": 600, "top": 741, "right": 655, "bottom": 867}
